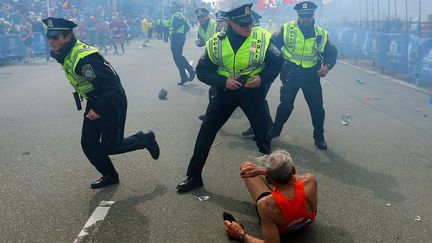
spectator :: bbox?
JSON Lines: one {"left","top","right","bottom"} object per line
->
{"left": 141, "top": 15, "right": 150, "bottom": 47}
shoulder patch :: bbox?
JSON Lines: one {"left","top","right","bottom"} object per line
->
{"left": 81, "top": 64, "right": 96, "bottom": 80}
{"left": 269, "top": 43, "right": 281, "bottom": 57}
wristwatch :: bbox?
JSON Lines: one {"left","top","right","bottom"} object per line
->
{"left": 239, "top": 233, "right": 246, "bottom": 243}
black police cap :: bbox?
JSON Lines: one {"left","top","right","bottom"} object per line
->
{"left": 294, "top": 1, "right": 318, "bottom": 14}
{"left": 195, "top": 8, "right": 209, "bottom": 17}
{"left": 215, "top": 11, "right": 228, "bottom": 21}
{"left": 225, "top": 3, "right": 254, "bottom": 25}
{"left": 42, "top": 17, "right": 78, "bottom": 32}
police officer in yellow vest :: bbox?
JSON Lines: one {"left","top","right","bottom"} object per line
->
{"left": 169, "top": 2, "right": 195, "bottom": 85}
{"left": 176, "top": 4, "right": 283, "bottom": 193}
{"left": 43, "top": 17, "right": 160, "bottom": 189}
{"left": 268, "top": 1, "right": 337, "bottom": 150}
{"left": 195, "top": 8, "right": 217, "bottom": 47}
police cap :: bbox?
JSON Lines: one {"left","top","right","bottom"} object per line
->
{"left": 42, "top": 17, "right": 77, "bottom": 38}
{"left": 294, "top": 1, "right": 318, "bottom": 15}
{"left": 215, "top": 11, "right": 228, "bottom": 21}
{"left": 195, "top": 8, "right": 209, "bottom": 17}
{"left": 225, "top": 4, "right": 254, "bottom": 26}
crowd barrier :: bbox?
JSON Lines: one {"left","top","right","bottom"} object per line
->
{"left": 327, "top": 27, "right": 432, "bottom": 84}
{"left": 0, "top": 23, "right": 142, "bottom": 61}
{"left": 0, "top": 32, "right": 48, "bottom": 61}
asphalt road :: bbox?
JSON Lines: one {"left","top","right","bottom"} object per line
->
{"left": 1, "top": 34, "right": 431, "bottom": 243}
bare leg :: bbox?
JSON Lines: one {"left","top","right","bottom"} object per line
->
{"left": 243, "top": 176, "right": 272, "bottom": 202}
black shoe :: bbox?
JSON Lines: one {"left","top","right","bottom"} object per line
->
{"left": 314, "top": 139, "right": 328, "bottom": 150}
{"left": 223, "top": 212, "right": 244, "bottom": 228}
{"left": 90, "top": 174, "right": 119, "bottom": 189}
{"left": 176, "top": 177, "right": 203, "bottom": 193}
{"left": 188, "top": 70, "right": 196, "bottom": 82}
{"left": 177, "top": 80, "right": 188, "bottom": 85}
{"left": 198, "top": 115, "right": 206, "bottom": 121}
{"left": 138, "top": 131, "right": 160, "bottom": 159}
{"left": 223, "top": 212, "right": 237, "bottom": 222}
{"left": 241, "top": 127, "right": 254, "bottom": 138}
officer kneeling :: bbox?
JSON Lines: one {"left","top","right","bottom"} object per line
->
{"left": 43, "top": 17, "right": 160, "bottom": 189}
{"left": 176, "top": 4, "right": 283, "bottom": 193}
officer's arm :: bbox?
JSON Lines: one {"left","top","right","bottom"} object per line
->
{"left": 321, "top": 38, "right": 337, "bottom": 69}
{"left": 259, "top": 39, "right": 284, "bottom": 85}
{"left": 75, "top": 53, "right": 124, "bottom": 116}
{"left": 196, "top": 51, "right": 227, "bottom": 89}
{"left": 270, "top": 27, "right": 285, "bottom": 50}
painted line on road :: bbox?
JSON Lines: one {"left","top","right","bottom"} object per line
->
{"left": 74, "top": 201, "right": 115, "bottom": 243}
{"left": 338, "top": 60, "right": 432, "bottom": 95}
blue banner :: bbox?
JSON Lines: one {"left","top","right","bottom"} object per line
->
{"left": 31, "top": 32, "right": 49, "bottom": 55}
{"left": 381, "top": 33, "right": 409, "bottom": 73}
{"left": 0, "top": 35, "right": 25, "bottom": 58}
{"left": 419, "top": 48, "right": 432, "bottom": 84}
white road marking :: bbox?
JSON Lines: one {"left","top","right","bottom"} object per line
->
{"left": 74, "top": 201, "right": 115, "bottom": 243}
{"left": 337, "top": 60, "right": 432, "bottom": 95}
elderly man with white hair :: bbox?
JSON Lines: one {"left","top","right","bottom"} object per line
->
{"left": 223, "top": 150, "right": 318, "bottom": 243}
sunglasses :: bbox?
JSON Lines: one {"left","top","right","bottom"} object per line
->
{"left": 238, "top": 21, "right": 254, "bottom": 28}
{"left": 46, "top": 33, "right": 63, "bottom": 40}
{"left": 299, "top": 13, "right": 314, "bottom": 19}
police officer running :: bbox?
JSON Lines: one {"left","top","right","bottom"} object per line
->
{"left": 169, "top": 2, "right": 195, "bottom": 85}
{"left": 43, "top": 17, "right": 160, "bottom": 188}
{"left": 268, "top": 1, "right": 337, "bottom": 150}
{"left": 176, "top": 4, "right": 283, "bottom": 193}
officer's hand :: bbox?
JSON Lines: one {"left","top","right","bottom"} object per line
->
{"left": 318, "top": 65, "right": 330, "bottom": 77}
{"left": 86, "top": 109, "right": 101, "bottom": 120}
{"left": 244, "top": 75, "right": 262, "bottom": 88}
{"left": 225, "top": 77, "right": 243, "bottom": 90}
{"left": 194, "top": 39, "right": 202, "bottom": 47}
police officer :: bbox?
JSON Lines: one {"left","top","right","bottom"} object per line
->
{"left": 43, "top": 17, "right": 160, "bottom": 188}
{"left": 195, "top": 8, "right": 217, "bottom": 48}
{"left": 197, "top": 10, "right": 224, "bottom": 122}
{"left": 268, "top": 1, "right": 337, "bottom": 150}
{"left": 176, "top": 4, "right": 283, "bottom": 193}
{"left": 169, "top": 2, "right": 195, "bottom": 85}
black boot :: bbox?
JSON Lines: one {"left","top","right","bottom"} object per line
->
{"left": 314, "top": 139, "right": 327, "bottom": 150}
{"left": 176, "top": 176, "right": 203, "bottom": 193}
{"left": 188, "top": 69, "right": 196, "bottom": 82}
{"left": 137, "top": 131, "right": 160, "bottom": 159}
{"left": 241, "top": 127, "right": 254, "bottom": 138}
{"left": 90, "top": 174, "right": 119, "bottom": 189}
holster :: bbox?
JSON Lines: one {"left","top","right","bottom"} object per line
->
{"left": 73, "top": 92, "right": 82, "bottom": 111}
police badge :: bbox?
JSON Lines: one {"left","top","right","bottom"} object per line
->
{"left": 82, "top": 64, "right": 96, "bottom": 80}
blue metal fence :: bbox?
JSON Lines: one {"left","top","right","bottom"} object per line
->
{"left": 327, "top": 27, "right": 432, "bottom": 84}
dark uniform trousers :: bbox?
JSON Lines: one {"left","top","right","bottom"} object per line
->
{"left": 170, "top": 33, "right": 194, "bottom": 81}
{"left": 81, "top": 97, "right": 145, "bottom": 176}
{"left": 187, "top": 87, "right": 272, "bottom": 177}
{"left": 272, "top": 71, "right": 325, "bottom": 141}
{"left": 206, "top": 83, "right": 273, "bottom": 130}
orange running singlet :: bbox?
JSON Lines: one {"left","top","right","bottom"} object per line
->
{"left": 271, "top": 179, "right": 317, "bottom": 233}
